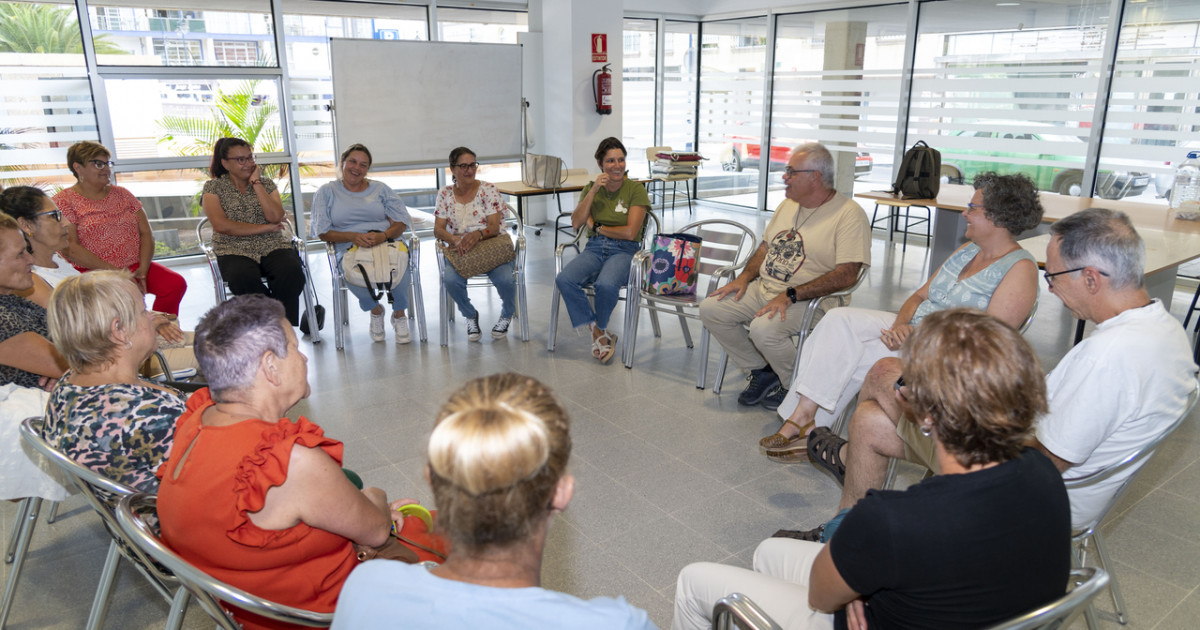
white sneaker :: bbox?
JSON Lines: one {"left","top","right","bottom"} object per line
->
{"left": 393, "top": 315, "right": 412, "bottom": 344}
{"left": 369, "top": 311, "right": 385, "bottom": 342}
{"left": 491, "top": 316, "right": 511, "bottom": 339}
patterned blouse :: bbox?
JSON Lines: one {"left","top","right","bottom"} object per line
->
{"left": 203, "top": 174, "right": 290, "bottom": 262}
{"left": 434, "top": 181, "right": 505, "bottom": 235}
{"left": 45, "top": 374, "right": 184, "bottom": 492}
{"left": 0, "top": 294, "right": 50, "bottom": 389}
{"left": 53, "top": 186, "right": 144, "bottom": 269}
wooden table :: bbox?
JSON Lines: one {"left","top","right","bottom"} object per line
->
{"left": 493, "top": 173, "right": 597, "bottom": 233}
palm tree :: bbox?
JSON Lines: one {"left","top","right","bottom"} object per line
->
{"left": 157, "top": 79, "right": 283, "bottom": 159}
{"left": 156, "top": 79, "right": 295, "bottom": 214}
{"left": 0, "top": 3, "right": 125, "bottom": 55}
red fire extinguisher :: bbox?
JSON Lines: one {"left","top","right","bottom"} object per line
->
{"left": 593, "top": 64, "right": 612, "bottom": 115}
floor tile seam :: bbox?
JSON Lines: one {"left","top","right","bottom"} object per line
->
{"left": 1118, "top": 505, "right": 1200, "bottom": 545}
{"left": 1148, "top": 584, "right": 1199, "bottom": 630}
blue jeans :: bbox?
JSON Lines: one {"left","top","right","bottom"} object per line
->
{"left": 345, "top": 266, "right": 412, "bottom": 313}
{"left": 554, "top": 235, "right": 639, "bottom": 330}
{"left": 443, "top": 260, "right": 517, "bottom": 320}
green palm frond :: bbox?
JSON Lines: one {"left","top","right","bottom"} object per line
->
{"left": 0, "top": 3, "right": 126, "bottom": 54}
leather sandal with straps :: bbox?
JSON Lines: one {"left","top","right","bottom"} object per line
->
{"left": 759, "top": 419, "right": 814, "bottom": 453}
{"left": 807, "top": 427, "right": 848, "bottom": 486}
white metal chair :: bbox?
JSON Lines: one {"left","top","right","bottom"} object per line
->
{"left": 324, "top": 229, "right": 427, "bottom": 350}
{"left": 435, "top": 204, "right": 529, "bottom": 346}
{"left": 985, "top": 568, "right": 1111, "bottom": 630}
{"left": 116, "top": 493, "right": 333, "bottom": 629}
{"left": 646, "top": 146, "right": 698, "bottom": 214}
{"left": 710, "top": 568, "right": 1108, "bottom": 630}
{"left": 623, "top": 219, "right": 757, "bottom": 388}
{"left": 711, "top": 266, "right": 868, "bottom": 394}
{"left": 547, "top": 210, "right": 661, "bottom": 353}
{"left": 14, "top": 417, "right": 189, "bottom": 630}
{"left": 195, "top": 216, "right": 323, "bottom": 343}
{"left": 553, "top": 168, "right": 591, "bottom": 252}
{"left": 1062, "top": 374, "right": 1200, "bottom": 628}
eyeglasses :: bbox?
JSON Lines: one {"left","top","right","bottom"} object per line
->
{"left": 224, "top": 155, "right": 255, "bottom": 165}
{"left": 966, "top": 202, "right": 986, "bottom": 212}
{"left": 1043, "top": 266, "right": 1110, "bottom": 286}
{"left": 35, "top": 209, "right": 62, "bottom": 222}
{"left": 453, "top": 162, "right": 479, "bottom": 170}
{"left": 88, "top": 159, "right": 114, "bottom": 169}
{"left": 783, "top": 167, "right": 817, "bottom": 178}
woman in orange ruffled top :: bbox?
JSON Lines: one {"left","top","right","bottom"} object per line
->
{"left": 155, "top": 294, "right": 414, "bottom": 629}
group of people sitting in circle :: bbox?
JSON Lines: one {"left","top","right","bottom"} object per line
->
{"left": 0, "top": 136, "right": 1196, "bottom": 629}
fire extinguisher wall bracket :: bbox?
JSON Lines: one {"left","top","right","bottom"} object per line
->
{"left": 592, "top": 64, "right": 613, "bottom": 116}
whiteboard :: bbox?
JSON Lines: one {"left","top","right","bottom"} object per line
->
{"left": 329, "top": 39, "right": 522, "bottom": 169}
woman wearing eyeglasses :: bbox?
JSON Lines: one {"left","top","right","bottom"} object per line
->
{"left": 201, "top": 137, "right": 307, "bottom": 327}
{"left": 760, "top": 172, "right": 1043, "bottom": 469}
{"left": 434, "top": 146, "right": 517, "bottom": 342}
{"left": 52, "top": 141, "right": 188, "bottom": 316}
{"left": 1, "top": 186, "right": 199, "bottom": 380}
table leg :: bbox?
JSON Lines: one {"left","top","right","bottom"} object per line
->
{"left": 931, "top": 207, "right": 967, "bottom": 270}
{"left": 1145, "top": 265, "right": 1178, "bottom": 311}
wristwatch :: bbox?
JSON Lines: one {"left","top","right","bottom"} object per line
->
{"left": 786, "top": 287, "right": 799, "bottom": 303}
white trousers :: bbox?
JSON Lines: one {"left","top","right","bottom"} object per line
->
{"left": 672, "top": 538, "right": 834, "bottom": 630}
{"left": 776, "top": 307, "right": 898, "bottom": 428}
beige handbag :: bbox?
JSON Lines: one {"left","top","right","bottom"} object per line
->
{"left": 440, "top": 233, "right": 516, "bottom": 278}
{"left": 522, "top": 153, "right": 567, "bottom": 189}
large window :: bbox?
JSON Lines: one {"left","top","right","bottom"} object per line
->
{"left": 88, "top": 2, "right": 277, "bottom": 67}
{"left": 623, "top": 18, "right": 657, "bottom": 177}
{"left": 697, "top": 17, "right": 769, "bottom": 208}
{"left": 910, "top": 0, "right": 1113, "bottom": 199}
{"left": 768, "top": 6, "right": 907, "bottom": 209}
{"left": 663, "top": 22, "right": 699, "bottom": 158}
{"left": 0, "top": 1, "right": 96, "bottom": 189}
{"left": 1097, "top": 0, "right": 1200, "bottom": 205}
{"left": 437, "top": 8, "right": 527, "bottom": 44}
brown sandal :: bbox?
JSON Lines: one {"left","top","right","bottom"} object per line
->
{"left": 759, "top": 420, "right": 813, "bottom": 453}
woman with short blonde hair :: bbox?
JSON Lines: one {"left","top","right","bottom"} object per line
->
{"left": 44, "top": 270, "right": 183, "bottom": 492}
{"left": 333, "top": 374, "right": 657, "bottom": 630}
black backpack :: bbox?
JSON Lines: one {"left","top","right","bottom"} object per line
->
{"left": 891, "top": 141, "right": 941, "bottom": 199}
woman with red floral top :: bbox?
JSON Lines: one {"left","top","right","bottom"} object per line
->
{"left": 53, "top": 141, "right": 188, "bottom": 315}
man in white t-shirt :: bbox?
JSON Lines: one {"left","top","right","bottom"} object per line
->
{"left": 699, "top": 143, "right": 870, "bottom": 411}
{"left": 1034, "top": 208, "right": 1197, "bottom": 529}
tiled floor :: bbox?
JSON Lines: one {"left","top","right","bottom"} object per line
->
{"left": 3, "top": 202, "right": 1199, "bottom": 629}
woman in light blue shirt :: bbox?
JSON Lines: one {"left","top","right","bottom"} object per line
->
{"left": 332, "top": 374, "right": 659, "bottom": 630}
{"left": 310, "top": 144, "right": 415, "bottom": 344}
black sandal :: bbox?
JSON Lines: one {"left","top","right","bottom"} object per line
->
{"left": 807, "top": 427, "right": 848, "bottom": 486}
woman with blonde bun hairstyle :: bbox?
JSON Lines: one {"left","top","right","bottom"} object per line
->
{"left": 333, "top": 373, "right": 658, "bottom": 630}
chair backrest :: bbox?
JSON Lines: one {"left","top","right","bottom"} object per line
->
{"left": 197, "top": 216, "right": 303, "bottom": 249}
{"left": 710, "top": 592, "right": 783, "bottom": 630}
{"left": 115, "top": 493, "right": 334, "bottom": 629}
{"left": 983, "top": 568, "right": 1109, "bottom": 630}
{"left": 1062, "top": 374, "right": 1200, "bottom": 531}
{"left": 669, "top": 219, "right": 757, "bottom": 297}
{"left": 18, "top": 417, "right": 179, "bottom": 596}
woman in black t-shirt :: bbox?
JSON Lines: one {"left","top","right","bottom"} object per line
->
{"left": 672, "top": 308, "right": 1071, "bottom": 630}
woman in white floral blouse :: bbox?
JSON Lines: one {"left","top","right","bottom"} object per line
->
{"left": 433, "top": 146, "right": 517, "bottom": 342}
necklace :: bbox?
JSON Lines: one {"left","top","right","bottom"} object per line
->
{"left": 792, "top": 189, "right": 837, "bottom": 232}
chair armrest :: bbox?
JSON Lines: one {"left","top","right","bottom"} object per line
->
{"left": 554, "top": 227, "right": 588, "bottom": 271}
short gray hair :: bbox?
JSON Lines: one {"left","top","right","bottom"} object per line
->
{"left": 792, "top": 143, "right": 835, "bottom": 189}
{"left": 194, "top": 294, "right": 289, "bottom": 398}
{"left": 1050, "top": 208, "right": 1144, "bottom": 290}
